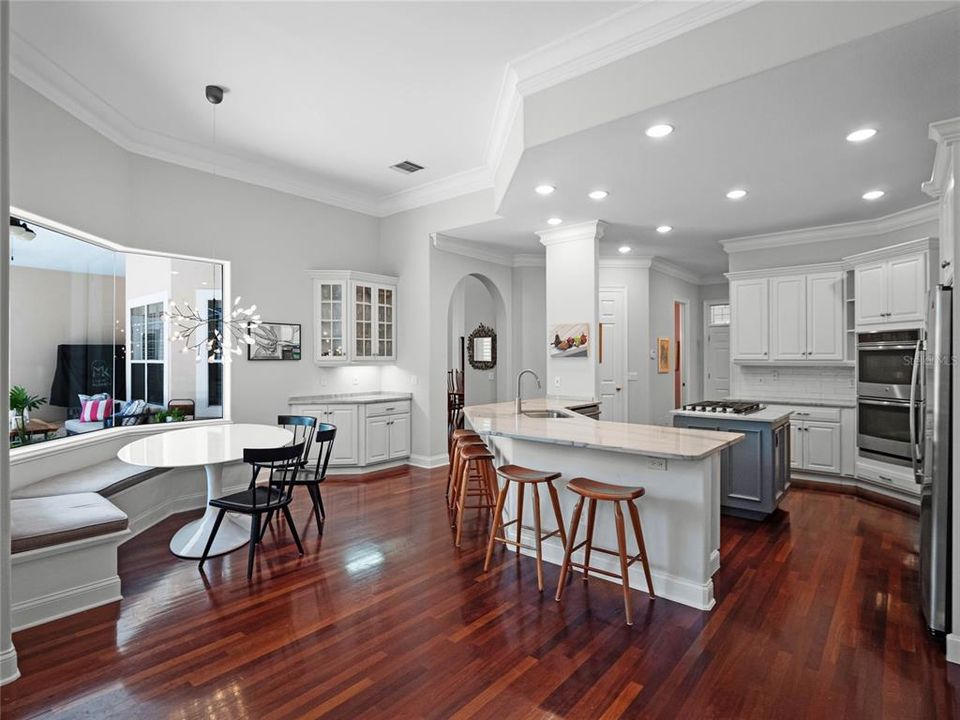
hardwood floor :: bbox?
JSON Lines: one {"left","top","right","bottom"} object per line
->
{"left": 3, "top": 466, "right": 959, "bottom": 719}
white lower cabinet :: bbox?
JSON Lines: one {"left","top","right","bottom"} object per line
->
{"left": 288, "top": 399, "right": 410, "bottom": 469}
{"left": 780, "top": 406, "right": 842, "bottom": 475}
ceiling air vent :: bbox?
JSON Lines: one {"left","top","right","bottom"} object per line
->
{"left": 390, "top": 160, "right": 425, "bottom": 175}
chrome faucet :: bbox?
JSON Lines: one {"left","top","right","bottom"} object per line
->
{"left": 515, "top": 369, "right": 542, "bottom": 414}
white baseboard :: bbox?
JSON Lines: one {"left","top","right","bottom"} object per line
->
{"left": 947, "top": 633, "right": 960, "bottom": 664}
{"left": 509, "top": 532, "right": 715, "bottom": 611}
{"left": 409, "top": 453, "right": 448, "bottom": 469}
{"left": 12, "top": 577, "right": 121, "bottom": 632}
{"left": 0, "top": 645, "right": 20, "bottom": 686}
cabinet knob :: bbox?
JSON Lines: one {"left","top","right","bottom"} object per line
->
{"left": 943, "top": 260, "right": 952, "bottom": 269}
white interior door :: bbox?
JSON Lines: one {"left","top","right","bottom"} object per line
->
{"left": 703, "top": 309, "right": 730, "bottom": 401}
{"left": 598, "top": 288, "right": 626, "bottom": 422}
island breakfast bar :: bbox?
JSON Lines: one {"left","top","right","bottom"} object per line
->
{"left": 464, "top": 399, "right": 744, "bottom": 610}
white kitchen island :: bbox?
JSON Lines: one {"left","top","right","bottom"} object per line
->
{"left": 464, "top": 399, "right": 744, "bottom": 610}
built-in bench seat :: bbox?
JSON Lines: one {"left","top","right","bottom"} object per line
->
{"left": 12, "top": 457, "right": 166, "bottom": 500}
{"left": 10, "top": 457, "right": 166, "bottom": 631}
{"left": 11, "top": 493, "right": 129, "bottom": 554}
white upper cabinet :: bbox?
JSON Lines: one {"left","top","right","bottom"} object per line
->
{"left": 730, "top": 278, "right": 768, "bottom": 361}
{"left": 770, "top": 276, "right": 806, "bottom": 361}
{"left": 805, "top": 272, "right": 844, "bottom": 361}
{"left": 309, "top": 271, "right": 398, "bottom": 365}
{"left": 733, "top": 268, "right": 844, "bottom": 363}
{"left": 851, "top": 244, "right": 932, "bottom": 328}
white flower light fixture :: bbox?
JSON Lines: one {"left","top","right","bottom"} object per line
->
{"left": 166, "top": 295, "right": 261, "bottom": 363}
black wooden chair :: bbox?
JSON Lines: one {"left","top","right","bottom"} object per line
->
{"left": 278, "top": 414, "right": 318, "bottom": 468}
{"left": 263, "top": 421, "right": 337, "bottom": 538}
{"left": 198, "top": 442, "right": 305, "bottom": 579}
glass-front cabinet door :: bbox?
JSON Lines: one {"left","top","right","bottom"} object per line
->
{"left": 377, "top": 286, "right": 395, "bottom": 359}
{"left": 310, "top": 271, "right": 397, "bottom": 365}
{"left": 354, "top": 282, "right": 374, "bottom": 359}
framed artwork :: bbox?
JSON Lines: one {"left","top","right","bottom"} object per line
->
{"left": 549, "top": 323, "right": 589, "bottom": 358}
{"left": 657, "top": 337, "right": 671, "bottom": 373}
{"left": 248, "top": 322, "right": 302, "bottom": 361}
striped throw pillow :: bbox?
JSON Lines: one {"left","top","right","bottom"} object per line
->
{"left": 80, "top": 396, "right": 112, "bottom": 423}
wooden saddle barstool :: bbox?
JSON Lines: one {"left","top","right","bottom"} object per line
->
{"left": 453, "top": 443, "right": 498, "bottom": 547}
{"left": 447, "top": 431, "right": 488, "bottom": 510}
{"left": 447, "top": 429, "right": 481, "bottom": 503}
{"left": 484, "top": 465, "right": 567, "bottom": 592}
{"left": 554, "top": 478, "right": 656, "bottom": 625}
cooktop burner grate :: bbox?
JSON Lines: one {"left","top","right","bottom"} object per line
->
{"left": 681, "top": 400, "right": 763, "bottom": 415}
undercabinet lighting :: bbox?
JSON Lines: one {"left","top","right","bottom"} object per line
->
{"left": 618, "top": 245, "right": 632, "bottom": 254}
{"left": 656, "top": 225, "right": 673, "bottom": 234}
{"left": 547, "top": 217, "right": 563, "bottom": 226}
{"left": 588, "top": 190, "right": 609, "bottom": 200}
{"left": 862, "top": 189, "right": 885, "bottom": 201}
{"left": 846, "top": 127, "right": 878, "bottom": 143}
{"left": 535, "top": 184, "right": 556, "bottom": 196}
{"left": 645, "top": 124, "right": 674, "bottom": 138}
{"left": 726, "top": 188, "right": 748, "bottom": 200}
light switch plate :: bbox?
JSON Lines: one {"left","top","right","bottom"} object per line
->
{"left": 554, "top": 376, "right": 561, "bottom": 388}
{"left": 352, "top": 376, "right": 359, "bottom": 385}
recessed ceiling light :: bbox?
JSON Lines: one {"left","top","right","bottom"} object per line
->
{"left": 726, "top": 188, "right": 748, "bottom": 200}
{"left": 171, "top": 270, "right": 180, "bottom": 275}
{"left": 862, "top": 189, "right": 885, "bottom": 201}
{"left": 535, "top": 184, "right": 556, "bottom": 196}
{"left": 645, "top": 124, "right": 674, "bottom": 138}
{"left": 588, "top": 190, "right": 609, "bottom": 200}
{"left": 656, "top": 225, "right": 673, "bottom": 234}
{"left": 547, "top": 217, "right": 563, "bottom": 226}
{"left": 846, "top": 127, "right": 877, "bottom": 143}
{"left": 618, "top": 245, "right": 632, "bottom": 254}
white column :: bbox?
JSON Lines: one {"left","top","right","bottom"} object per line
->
{"left": 0, "top": 0, "right": 20, "bottom": 686}
{"left": 537, "top": 221, "right": 604, "bottom": 401}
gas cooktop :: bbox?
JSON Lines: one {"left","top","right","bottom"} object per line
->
{"left": 681, "top": 400, "right": 764, "bottom": 415}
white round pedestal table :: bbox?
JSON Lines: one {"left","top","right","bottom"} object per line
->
{"left": 118, "top": 424, "right": 293, "bottom": 558}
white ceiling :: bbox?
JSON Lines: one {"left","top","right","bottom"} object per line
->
{"left": 447, "top": 8, "right": 960, "bottom": 277}
{"left": 10, "top": 1, "right": 627, "bottom": 212}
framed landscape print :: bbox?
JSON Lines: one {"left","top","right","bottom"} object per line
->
{"left": 248, "top": 322, "right": 302, "bottom": 361}
{"left": 657, "top": 337, "right": 671, "bottom": 373}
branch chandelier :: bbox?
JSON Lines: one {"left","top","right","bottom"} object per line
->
{"left": 164, "top": 84, "right": 262, "bottom": 362}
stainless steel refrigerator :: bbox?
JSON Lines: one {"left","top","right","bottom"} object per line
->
{"left": 917, "top": 284, "right": 953, "bottom": 633}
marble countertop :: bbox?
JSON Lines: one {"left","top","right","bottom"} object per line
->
{"left": 465, "top": 399, "right": 743, "bottom": 461}
{"left": 289, "top": 391, "right": 413, "bottom": 405}
{"left": 729, "top": 396, "right": 856, "bottom": 409}
{"left": 671, "top": 406, "right": 793, "bottom": 423}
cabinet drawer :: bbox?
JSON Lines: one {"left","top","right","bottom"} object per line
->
{"left": 784, "top": 406, "right": 840, "bottom": 423}
{"left": 856, "top": 460, "right": 919, "bottom": 495}
{"left": 366, "top": 400, "right": 411, "bottom": 418}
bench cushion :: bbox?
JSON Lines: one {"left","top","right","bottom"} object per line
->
{"left": 11, "top": 493, "right": 129, "bottom": 554}
{"left": 12, "top": 457, "right": 166, "bottom": 500}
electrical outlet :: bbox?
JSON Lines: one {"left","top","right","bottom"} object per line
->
{"left": 554, "top": 376, "right": 561, "bottom": 389}
{"left": 648, "top": 458, "right": 668, "bottom": 471}
{"left": 772, "top": 370, "right": 779, "bottom": 381}
{"left": 488, "top": 372, "right": 495, "bottom": 380}
{"left": 352, "top": 376, "right": 360, "bottom": 386}
{"left": 410, "top": 375, "right": 418, "bottom": 386}
{"left": 320, "top": 375, "right": 328, "bottom": 387}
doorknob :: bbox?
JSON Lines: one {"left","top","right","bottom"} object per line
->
{"left": 616, "top": 387, "right": 622, "bottom": 392}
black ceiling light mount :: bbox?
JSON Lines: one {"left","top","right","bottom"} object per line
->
{"left": 205, "top": 85, "right": 224, "bottom": 105}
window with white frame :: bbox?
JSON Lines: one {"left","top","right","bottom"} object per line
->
{"left": 708, "top": 303, "right": 731, "bottom": 326}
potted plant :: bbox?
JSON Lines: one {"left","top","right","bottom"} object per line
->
{"left": 153, "top": 408, "right": 186, "bottom": 424}
{"left": 10, "top": 385, "right": 47, "bottom": 443}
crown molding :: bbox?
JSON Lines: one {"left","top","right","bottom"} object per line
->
{"left": 511, "top": 0, "right": 758, "bottom": 97}
{"left": 650, "top": 258, "right": 701, "bottom": 286}
{"left": 841, "top": 236, "right": 936, "bottom": 266}
{"left": 538, "top": 220, "right": 606, "bottom": 247}
{"left": 512, "top": 254, "right": 545, "bottom": 268}
{"left": 699, "top": 273, "right": 729, "bottom": 286}
{"left": 431, "top": 233, "right": 513, "bottom": 267}
{"left": 720, "top": 202, "right": 939, "bottom": 253}
{"left": 726, "top": 261, "right": 845, "bottom": 282}
{"left": 922, "top": 116, "right": 960, "bottom": 198}
{"left": 599, "top": 256, "right": 653, "bottom": 269}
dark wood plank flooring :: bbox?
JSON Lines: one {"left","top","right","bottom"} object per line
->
{"left": 3, "top": 466, "right": 960, "bottom": 719}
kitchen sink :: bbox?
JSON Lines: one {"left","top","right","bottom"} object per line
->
{"left": 522, "top": 410, "right": 569, "bottom": 419}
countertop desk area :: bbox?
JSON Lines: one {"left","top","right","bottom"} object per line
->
{"left": 465, "top": 400, "right": 744, "bottom": 610}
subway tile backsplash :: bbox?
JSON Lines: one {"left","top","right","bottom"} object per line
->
{"left": 733, "top": 365, "right": 856, "bottom": 403}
